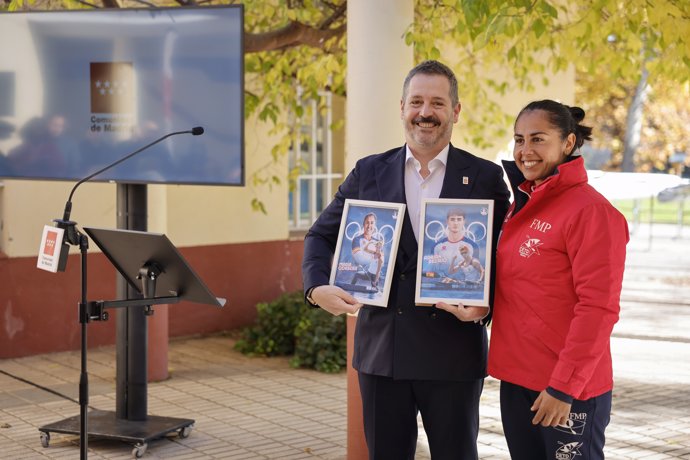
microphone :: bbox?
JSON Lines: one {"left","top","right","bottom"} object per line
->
{"left": 60, "top": 127, "right": 204, "bottom": 223}
{"left": 51, "top": 127, "right": 204, "bottom": 271}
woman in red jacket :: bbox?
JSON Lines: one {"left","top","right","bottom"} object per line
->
{"left": 488, "top": 100, "right": 629, "bottom": 460}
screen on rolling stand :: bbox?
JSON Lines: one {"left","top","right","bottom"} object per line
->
{"left": 0, "top": 6, "right": 244, "bottom": 186}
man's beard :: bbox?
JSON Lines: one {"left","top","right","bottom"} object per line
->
{"left": 406, "top": 115, "right": 451, "bottom": 148}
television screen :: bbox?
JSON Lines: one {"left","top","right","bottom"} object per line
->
{"left": 0, "top": 6, "right": 244, "bottom": 186}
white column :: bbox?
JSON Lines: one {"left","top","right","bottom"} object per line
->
{"left": 346, "top": 0, "right": 414, "bottom": 170}
{"left": 345, "top": 1, "right": 414, "bottom": 458}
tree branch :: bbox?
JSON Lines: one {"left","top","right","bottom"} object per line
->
{"left": 72, "top": 0, "right": 101, "bottom": 8}
{"left": 129, "top": 0, "right": 157, "bottom": 7}
{"left": 319, "top": 2, "right": 346, "bottom": 30}
{"left": 245, "top": 21, "right": 345, "bottom": 53}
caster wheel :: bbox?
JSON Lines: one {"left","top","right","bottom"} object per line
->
{"left": 132, "top": 442, "right": 147, "bottom": 458}
{"left": 40, "top": 431, "right": 50, "bottom": 448}
{"left": 179, "top": 425, "right": 193, "bottom": 439}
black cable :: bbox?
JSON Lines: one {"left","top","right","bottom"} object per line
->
{"left": 0, "top": 369, "right": 99, "bottom": 411}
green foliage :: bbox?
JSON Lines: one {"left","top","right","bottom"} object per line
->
{"left": 234, "top": 291, "right": 347, "bottom": 373}
{"left": 411, "top": 0, "right": 690, "bottom": 152}
{"left": 6, "top": 0, "right": 23, "bottom": 11}
{"left": 577, "top": 71, "right": 690, "bottom": 172}
{"left": 235, "top": 292, "right": 308, "bottom": 356}
{"left": 234, "top": 291, "right": 309, "bottom": 357}
{"left": 290, "top": 305, "right": 347, "bottom": 373}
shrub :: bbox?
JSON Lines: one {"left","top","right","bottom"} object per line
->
{"left": 234, "top": 291, "right": 308, "bottom": 356}
{"left": 290, "top": 306, "right": 347, "bottom": 373}
{"left": 234, "top": 290, "right": 347, "bottom": 373}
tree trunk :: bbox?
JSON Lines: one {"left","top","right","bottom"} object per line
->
{"left": 621, "top": 66, "right": 649, "bottom": 172}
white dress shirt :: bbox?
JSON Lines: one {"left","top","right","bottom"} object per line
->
{"left": 404, "top": 144, "right": 449, "bottom": 241}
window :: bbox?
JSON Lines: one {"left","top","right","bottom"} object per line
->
{"left": 288, "top": 90, "right": 343, "bottom": 230}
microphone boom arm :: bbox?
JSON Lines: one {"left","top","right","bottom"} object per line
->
{"left": 54, "top": 126, "right": 203, "bottom": 250}
{"left": 62, "top": 127, "right": 203, "bottom": 222}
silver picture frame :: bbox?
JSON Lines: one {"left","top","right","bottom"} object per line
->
{"left": 415, "top": 198, "right": 494, "bottom": 307}
{"left": 330, "top": 199, "right": 406, "bottom": 307}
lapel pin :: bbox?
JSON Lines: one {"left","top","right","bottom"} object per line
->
{"left": 462, "top": 176, "right": 469, "bottom": 185}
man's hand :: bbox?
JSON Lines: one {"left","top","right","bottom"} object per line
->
{"left": 311, "top": 285, "right": 363, "bottom": 316}
{"left": 530, "top": 390, "right": 572, "bottom": 427}
{"left": 435, "top": 302, "right": 488, "bottom": 322}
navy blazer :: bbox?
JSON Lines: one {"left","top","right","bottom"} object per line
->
{"left": 302, "top": 144, "right": 510, "bottom": 381}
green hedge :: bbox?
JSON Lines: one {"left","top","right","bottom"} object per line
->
{"left": 234, "top": 291, "right": 347, "bottom": 373}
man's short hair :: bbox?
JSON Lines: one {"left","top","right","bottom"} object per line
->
{"left": 447, "top": 208, "right": 466, "bottom": 220}
{"left": 402, "top": 60, "right": 459, "bottom": 107}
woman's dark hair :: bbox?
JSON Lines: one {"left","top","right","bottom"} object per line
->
{"left": 516, "top": 100, "right": 593, "bottom": 155}
{"left": 362, "top": 212, "right": 377, "bottom": 225}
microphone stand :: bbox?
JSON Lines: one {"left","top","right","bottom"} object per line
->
{"left": 40, "top": 128, "right": 203, "bottom": 460}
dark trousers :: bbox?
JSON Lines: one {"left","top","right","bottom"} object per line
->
{"left": 500, "top": 380, "right": 611, "bottom": 460}
{"left": 358, "top": 372, "right": 483, "bottom": 460}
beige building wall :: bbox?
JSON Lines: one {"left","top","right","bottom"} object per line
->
{"left": 0, "top": 180, "right": 116, "bottom": 257}
{"left": 150, "top": 111, "right": 289, "bottom": 246}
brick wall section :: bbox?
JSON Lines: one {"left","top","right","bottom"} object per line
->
{"left": 0, "top": 239, "right": 305, "bottom": 358}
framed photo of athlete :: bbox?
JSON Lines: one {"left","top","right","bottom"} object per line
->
{"left": 330, "top": 199, "right": 406, "bottom": 307}
{"left": 415, "top": 198, "right": 494, "bottom": 307}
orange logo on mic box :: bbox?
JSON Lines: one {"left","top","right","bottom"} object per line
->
{"left": 43, "top": 230, "right": 58, "bottom": 256}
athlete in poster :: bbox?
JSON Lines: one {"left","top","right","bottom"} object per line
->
{"left": 350, "top": 213, "right": 385, "bottom": 290}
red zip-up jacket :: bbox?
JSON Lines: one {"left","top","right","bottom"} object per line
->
{"left": 488, "top": 156, "right": 629, "bottom": 400}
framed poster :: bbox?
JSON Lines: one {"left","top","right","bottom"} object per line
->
{"left": 330, "top": 199, "right": 406, "bottom": 307}
{"left": 415, "top": 198, "right": 494, "bottom": 307}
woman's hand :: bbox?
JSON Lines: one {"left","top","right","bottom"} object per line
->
{"left": 530, "top": 390, "right": 572, "bottom": 427}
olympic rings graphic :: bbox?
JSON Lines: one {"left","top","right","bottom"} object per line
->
{"left": 425, "top": 220, "right": 447, "bottom": 242}
{"left": 345, "top": 222, "right": 362, "bottom": 241}
{"left": 424, "top": 220, "right": 487, "bottom": 243}
{"left": 345, "top": 222, "right": 394, "bottom": 246}
{"left": 466, "top": 222, "right": 487, "bottom": 243}
{"left": 377, "top": 224, "right": 394, "bottom": 245}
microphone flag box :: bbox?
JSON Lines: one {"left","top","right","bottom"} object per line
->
{"left": 37, "top": 225, "right": 65, "bottom": 273}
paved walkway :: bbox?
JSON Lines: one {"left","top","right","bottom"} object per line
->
{"left": 1, "top": 224, "right": 689, "bottom": 459}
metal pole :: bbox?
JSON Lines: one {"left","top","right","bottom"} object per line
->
{"left": 115, "top": 184, "right": 148, "bottom": 421}
{"left": 648, "top": 195, "right": 654, "bottom": 250}
{"left": 677, "top": 199, "right": 685, "bottom": 239}
{"left": 79, "top": 234, "right": 89, "bottom": 459}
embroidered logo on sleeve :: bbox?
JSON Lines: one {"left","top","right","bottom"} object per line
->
{"left": 518, "top": 235, "right": 543, "bottom": 258}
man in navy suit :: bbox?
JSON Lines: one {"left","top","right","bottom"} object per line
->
{"left": 302, "top": 60, "right": 510, "bottom": 459}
